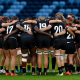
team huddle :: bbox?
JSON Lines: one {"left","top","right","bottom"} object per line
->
{"left": 0, "top": 12, "right": 80, "bottom": 76}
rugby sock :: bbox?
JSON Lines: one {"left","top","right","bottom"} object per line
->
{"left": 1, "top": 66, "right": 3, "bottom": 69}
{"left": 72, "top": 64, "right": 75, "bottom": 72}
{"left": 23, "top": 68, "right": 26, "bottom": 73}
{"left": 38, "top": 68, "right": 42, "bottom": 72}
{"left": 47, "top": 57, "right": 49, "bottom": 69}
{"left": 69, "top": 64, "right": 73, "bottom": 72}
{"left": 44, "top": 68, "right": 47, "bottom": 73}
{"left": 58, "top": 67, "right": 62, "bottom": 74}
{"left": 61, "top": 66, "right": 64, "bottom": 72}
{"left": 76, "top": 67, "right": 80, "bottom": 72}
{"left": 64, "top": 62, "right": 69, "bottom": 72}
{"left": 52, "top": 57, "right": 56, "bottom": 69}
{"left": 20, "top": 64, "right": 22, "bottom": 70}
{"left": 6, "top": 70, "right": 9, "bottom": 73}
{"left": 15, "top": 65, "right": 18, "bottom": 70}
{"left": 12, "top": 70, "right": 14, "bottom": 73}
{"left": 27, "top": 63, "right": 31, "bottom": 70}
{"left": 32, "top": 66, "right": 35, "bottom": 72}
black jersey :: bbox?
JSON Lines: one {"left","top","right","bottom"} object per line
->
{"left": 3, "top": 21, "right": 19, "bottom": 38}
{"left": 51, "top": 22, "right": 66, "bottom": 40}
{"left": 20, "top": 23, "right": 34, "bottom": 39}
{"left": 76, "top": 27, "right": 80, "bottom": 40}
{"left": 0, "top": 20, "right": 3, "bottom": 38}
{"left": 37, "top": 20, "right": 50, "bottom": 34}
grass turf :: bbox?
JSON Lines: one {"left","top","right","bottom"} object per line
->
{"left": 0, "top": 54, "right": 80, "bottom": 80}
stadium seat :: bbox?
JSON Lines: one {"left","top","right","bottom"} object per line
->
{"left": 39, "top": 9, "right": 46, "bottom": 13}
{"left": 9, "top": 0, "right": 17, "bottom": 3}
{"left": 68, "top": 0, "right": 74, "bottom": 4}
{"left": 10, "top": 5, "right": 17, "bottom": 9}
{"left": 17, "top": 5, "right": 23, "bottom": 9}
{"left": 74, "top": 0, "right": 80, "bottom": 5}
{"left": 49, "top": 5, "right": 56, "bottom": 11}
{"left": 3, "top": 13, "right": 9, "bottom": 16}
{"left": 7, "top": 9, "right": 13, "bottom": 13}
{"left": 65, "top": 9, "right": 72, "bottom": 15}
{"left": 52, "top": 1, "right": 59, "bottom": 6}
{"left": 0, "top": 5, "right": 4, "bottom": 12}
{"left": 13, "top": 1, "right": 20, "bottom": 5}
{"left": 59, "top": 9, "right": 65, "bottom": 14}
{"left": 59, "top": 1, "right": 66, "bottom": 8}
{"left": 75, "top": 16, "right": 78, "bottom": 19}
{"left": 72, "top": 9, "right": 79, "bottom": 15}
{"left": 0, "top": 0, "right": 4, "bottom": 4}
{"left": 36, "top": 13, "right": 42, "bottom": 17}
{"left": 20, "top": 1, "right": 27, "bottom": 6}
{"left": 42, "top": 5, "right": 49, "bottom": 9}
{"left": 46, "top": 9, "right": 53, "bottom": 13}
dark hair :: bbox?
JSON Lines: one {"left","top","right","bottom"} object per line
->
{"left": 56, "top": 15, "right": 63, "bottom": 20}
{"left": 68, "top": 13, "right": 75, "bottom": 19}
{"left": 12, "top": 16, "right": 18, "bottom": 20}
{"left": 31, "top": 16, "right": 37, "bottom": 20}
{"left": 4, "top": 16, "right": 10, "bottom": 21}
{"left": 49, "top": 17, "right": 55, "bottom": 20}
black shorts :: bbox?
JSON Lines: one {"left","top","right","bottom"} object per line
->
{"left": 54, "top": 39, "right": 67, "bottom": 50}
{"left": 78, "top": 40, "right": 80, "bottom": 48}
{"left": 66, "top": 43, "right": 76, "bottom": 54}
{"left": 20, "top": 37, "right": 35, "bottom": 49}
{"left": 50, "top": 38, "right": 53, "bottom": 47}
{"left": 0, "top": 37, "right": 3, "bottom": 49}
{"left": 36, "top": 35, "right": 50, "bottom": 48}
{"left": 17, "top": 36, "right": 21, "bottom": 48}
{"left": 3, "top": 38, "right": 18, "bottom": 49}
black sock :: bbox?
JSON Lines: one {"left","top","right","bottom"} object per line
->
{"left": 32, "top": 67, "right": 35, "bottom": 72}
{"left": 69, "top": 64, "right": 73, "bottom": 72}
{"left": 28, "top": 66, "right": 30, "bottom": 70}
{"left": 20, "top": 65, "right": 22, "bottom": 70}
{"left": 23, "top": 68, "right": 26, "bottom": 73}
{"left": 38, "top": 68, "right": 42, "bottom": 72}
{"left": 6, "top": 70, "right": 9, "bottom": 73}
{"left": 1, "top": 66, "right": 3, "bottom": 69}
{"left": 44, "top": 68, "right": 47, "bottom": 73}
{"left": 58, "top": 67, "right": 62, "bottom": 74}
{"left": 15, "top": 65, "right": 18, "bottom": 70}
{"left": 52, "top": 57, "right": 56, "bottom": 69}
{"left": 12, "top": 70, "right": 14, "bottom": 73}
{"left": 47, "top": 57, "right": 49, "bottom": 69}
{"left": 37, "top": 66, "right": 38, "bottom": 71}
{"left": 64, "top": 63, "right": 69, "bottom": 72}
{"left": 61, "top": 66, "right": 64, "bottom": 72}
{"left": 72, "top": 65, "right": 75, "bottom": 72}
{"left": 77, "top": 67, "right": 80, "bottom": 72}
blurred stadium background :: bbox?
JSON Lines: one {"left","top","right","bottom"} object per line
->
{"left": 0, "top": 0, "right": 79, "bottom": 19}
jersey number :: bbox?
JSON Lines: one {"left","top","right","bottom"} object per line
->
{"left": 67, "top": 32, "right": 73, "bottom": 39}
{"left": 54, "top": 25, "right": 63, "bottom": 33}
{"left": 24, "top": 25, "right": 31, "bottom": 31}
{"left": 39, "top": 23, "right": 46, "bottom": 29}
{"left": 7, "top": 26, "right": 13, "bottom": 34}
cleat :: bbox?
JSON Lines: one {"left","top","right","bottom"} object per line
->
{"left": 65, "top": 71, "right": 71, "bottom": 75}
{"left": 0, "top": 69, "right": 6, "bottom": 73}
{"left": 22, "top": 73, "right": 26, "bottom": 75}
{"left": 5, "top": 72, "right": 11, "bottom": 75}
{"left": 27, "top": 70, "right": 30, "bottom": 72}
{"left": 56, "top": 73, "right": 63, "bottom": 76}
{"left": 20, "top": 69, "right": 23, "bottom": 73}
{"left": 15, "top": 69, "right": 20, "bottom": 73}
{"left": 72, "top": 71, "right": 79, "bottom": 74}
{"left": 51, "top": 69, "right": 55, "bottom": 73}
{"left": 32, "top": 72, "right": 37, "bottom": 75}
{"left": 11, "top": 73, "right": 18, "bottom": 76}
{"left": 46, "top": 69, "right": 49, "bottom": 72}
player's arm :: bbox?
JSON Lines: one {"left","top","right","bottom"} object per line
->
{"left": 0, "top": 28, "right": 5, "bottom": 33}
{"left": 2, "top": 20, "right": 18, "bottom": 27}
{"left": 49, "top": 20, "right": 62, "bottom": 23}
{"left": 23, "top": 20, "right": 37, "bottom": 24}
{"left": 16, "top": 24, "right": 33, "bottom": 35}
{"left": 75, "top": 30, "right": 80, "bottom": 34}
{"left": 67, "top": 26, "right": 77, "bottom": 31}
{"left": 66, "top": 27, "right": 75, "bottom": 39}
{"left": 54, "top": 29, "right": 66, "bottom": 37}
{"left": 4, "top": 29, "right": 18, "bottom": 41}
{"left": 34, "top": 26, "right": 53, "bottom": 38}
{"left": 74, "top": 24, "right": 80, "bottom": 27}
{"left": 39, "top": 25, "right": 52, "bottom": 31}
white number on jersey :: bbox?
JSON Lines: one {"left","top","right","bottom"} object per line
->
{"left": 39, "top": 23, "right": 46, "bottom": 29}
{"left": 24, "top": 25, "right": 31, "bottom": 31}
{"left": 67, "top": 32, "right": 73, "bottom": 39}
{"left": 54, "top": 25, "right": 63, "bottom": 33}
{"left": 7, "top": 26, "right": 13, "bottom": 34}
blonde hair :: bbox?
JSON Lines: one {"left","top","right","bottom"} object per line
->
{"left": 38, "top": 16, "right": 45, "bottom": 21}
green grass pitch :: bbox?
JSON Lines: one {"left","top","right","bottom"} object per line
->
{"left": 0, "top": 54, "right": 80, "bottom": 80}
